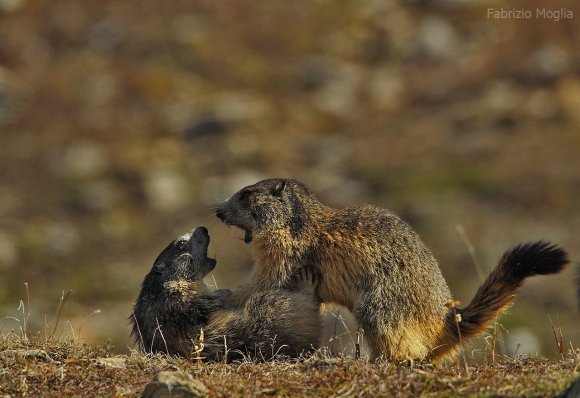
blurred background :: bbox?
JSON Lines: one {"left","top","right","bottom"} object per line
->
{"left": 0, "top": 0, "right": 578, "bottom": 358}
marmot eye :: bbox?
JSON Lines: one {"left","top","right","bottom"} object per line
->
{"left": 240, "top": 191, "right": 251, "bottom": 201}
{"left": 175, "top": 240, "right": 187, "bottom": 250}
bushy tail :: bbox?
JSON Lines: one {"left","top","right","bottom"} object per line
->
{"left": 431, "top": 241, "right": 568, "bottom": 361}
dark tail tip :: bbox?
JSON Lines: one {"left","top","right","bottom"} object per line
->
{"left": 501, "top": 241, "right": 569, "bottom": 280}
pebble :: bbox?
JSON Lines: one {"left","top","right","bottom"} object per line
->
{"left": 560, "top": 378, "right": 580, "bottom": 398}
{"left": 142, "top": 371, "right": 208, "bottom": 398}
{"left": 95, "top": 357, "right": 127, "bottom": 369}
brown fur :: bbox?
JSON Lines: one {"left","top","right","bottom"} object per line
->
{"left": 216, "top": 179, "right": 569, "bottom": 362}
{"left": 131, "top": 226, "right": 322, "bottom": 361}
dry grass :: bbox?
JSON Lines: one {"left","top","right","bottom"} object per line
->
{"left": 0, "top": 332, "right": 577, "bottom": 397}
{"left": 0, "top": 294, "right": 577, "bottom": 397}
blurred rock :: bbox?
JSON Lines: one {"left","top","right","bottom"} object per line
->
{"left": 559, "top": 378, "right": 580, "bottom": 398}
{"left": 46, "top": 222, "right": 80, "bottom": 255}
{"left": 525, "top": 89, "right": 560, "bottom": 121}
{"left": 415, "top": 16, "right": 459, "bottom": 59}
{"left": 0, "top": 0, "right": 23, "bottom": 12}
{"left": 184, "top": 114, "right": 227, "bottom": 141}
{"left": 528, "top": 44, "right": 569, "bottom": 79}
{"left": 225, "top": 132, "right": 262, "bottom": 161}
{"left": 312, "top": 61, "right": 364, "bottom": 117}
{"left": 0, "top": 349, "right": 56, "bottom": 362}
{"left": 299, "top": 57, "right": 331, "bottom": 91}
{"left": 557, "top": 77, "right": 580, "bottom": 122}
{"left": 88, "top": 16, "right": 125, "bottom": 54}
{"left": 0, "top": 231, "right": 18, "bottom": 270}
{"left": 84, "top": 73, "right": 119, "bottom": 106}
{"left": 58, "top": 142, "right": 109, "bottom": 179}
{"left": 0, "top": 66, "right": 19, "bottom": 123}
{"left": 95, "top": 356, "right": 127, "bottom": 369}
{"left": 145, "top": 169, "right": 190, "bottom": 211}
{"left": 212, "top": 92, "right": 271, "bottom": 122}
{"left": 99, "top": 210, "right": 131, "bottom": 239}
{"left": 79, "top": 179, "right": 120, "bottom": 210}
{"left": 22, "top": 221, "right": 81, "bottom": 257}
{"left": 174, "top": 15, "right": 209, "bottom": 46}
{"left": 142, "top": 372, "right": 207, "bottom": 398}
{"left": 383, "top": 8, "right": 417, "bottom": 56}
{"left": 482, "top": 80, "right": 523, "bottom": 115}
{"left": 367, "top": 67, "right": 405, "bottom": 111}
{"left": 0, "top": 92, "right": 11, "bottom": 123}
{"left": 303, "top": 357, "right": 342, "bottom": 369}
{"left": 0, "top": 188, "right": 18, "bottom": 217}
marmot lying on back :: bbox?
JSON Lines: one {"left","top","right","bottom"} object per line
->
{"left": 131, "top": 226, "right": 321, "bottom": 361}
{"left": 216, "top": 178, "right": 569, "bottom": 362}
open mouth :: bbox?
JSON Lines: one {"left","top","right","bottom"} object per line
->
{"left": 216, "top": 212, "right": 253, "bottom": 244}
{"left": 243, "top": 228, "right": 253, "bottom": 244}
{"left": 206, "top": 258, "right": 217, "bottom": 273}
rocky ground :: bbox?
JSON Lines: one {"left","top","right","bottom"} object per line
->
{"left": 0, "top": 336, "right": 578, "bottom": 397}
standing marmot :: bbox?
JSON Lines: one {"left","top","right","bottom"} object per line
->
{"left": 131, "top": 226, "right": 321, "bottom": 361}
{"left": 216, "top": 178, "right": 569, "bottom": 362}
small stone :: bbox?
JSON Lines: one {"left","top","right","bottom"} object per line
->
{"left": 212, "top": 92, "right": 270, "bottom": 122}
{"left": 416, "top": 16, "right": 459, "bottom": 59}
{"left": 557, "top": 77, "right": 580, "bottom": 122}
{"left": 0, "top": 0, "right": 23, "bottom": 12}
{"left": 528, "top": 44, "right": 569, "bottom": 79}
{"left": 367, "top": 68, "right": 404, "bottom": 111}
{"left": 145, "top": 169, "right": 190, "bottom": 211}
{"left": 95, "top": 357, "right": 127, "bottom": 369}
{"left": 184, "top": 114, "right": 227, "bottom": 141}
{"left": 59, "top": 142, "right": 109, "bottom": 178}
{"left": 559, "top": 378, "right": 580, "bottom": 398}
{"left": 303, "top": 357, "right": 341, "bottom": 369}
{"left": 142, "top": 372, "right": 207, "bottom": 398}
{"left": 0, "top": 349, "right": 56, "bottom": 363}
{"left": 482, "top": 80, "right": 523, "bottom": 114}
{"left": 0, "top": 230, "right": 18, "bottom": 270}
{"left": 525, "top": 89, "right": 560, "bottom": 120}
{"left": 312, "top": 61, "right": 364, "bottom": 116}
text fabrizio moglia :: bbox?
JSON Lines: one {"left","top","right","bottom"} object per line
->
{"left": 487, "top": 8, "right": 573, "bottom": 21}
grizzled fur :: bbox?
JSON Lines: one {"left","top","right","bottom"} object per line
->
{"left": 216, "top": 178, "right": 569, "bottom": 362}
{"left": 131, "top": 226, "right": 321, "bottom": 361}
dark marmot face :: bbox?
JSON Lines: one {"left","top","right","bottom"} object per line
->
{"left": 215, "top": 178, "right": 311, "bottom": 243}
{"left": 139, "top": 226, "right": 217, "bottom": 299}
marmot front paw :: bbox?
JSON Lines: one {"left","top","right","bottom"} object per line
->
{"left": 295, "top": 267, "right": 319, "bottom": 295}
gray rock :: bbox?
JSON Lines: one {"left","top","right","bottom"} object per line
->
{"left": 0, "top": 349, "right": 56, "bottom": 363}
{"left": 529, "top": 44, "right": 569, "bottom": 79}
{"left": 142, "top": 372, "right": 207, "bottom": 398}
{"left": 416, "top": 16, "right": 459, "bottom": 59}
{"left": 94, "top": 357, "right": 127, "bottom": 369}
{"left": 559, "top": 378, "right": 580, "bottom": 398}
{"left": 0, "top": 0, "right": 23, "bottom": 12}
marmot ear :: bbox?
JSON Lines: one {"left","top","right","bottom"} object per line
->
{"left": 153, "top": 261, "right": 165, "bottom": 274}
{"left": 272, "top": 180, "right": 286, "bottom": 197}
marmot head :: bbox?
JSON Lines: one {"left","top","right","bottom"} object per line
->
{"left": 215, "top": 178, "right": 313, "bottom": 244}
{"left": 138, "top": 226, "right": 217, "bottom": 300}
